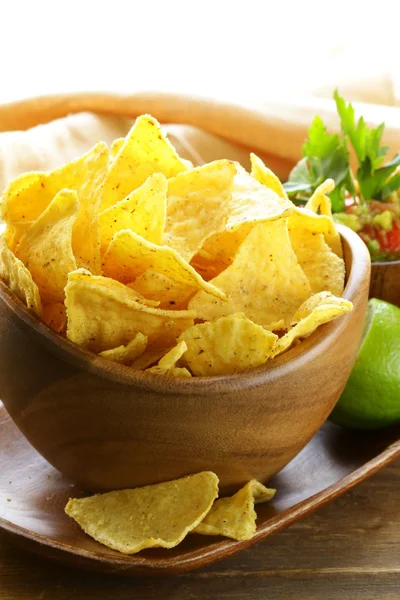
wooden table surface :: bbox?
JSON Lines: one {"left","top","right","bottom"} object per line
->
{"left": 0, "top": 462, "right": 398, "bottom": 600}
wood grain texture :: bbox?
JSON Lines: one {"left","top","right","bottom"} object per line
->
{"left": 0, "top": 226, "right": 370, "bottom": 495}
{"left": 1, "top": 462, "right": 399, "bottom": 599}
{"left": 1, "top": 398, "right": 398, "bottom": 575}
{"left": 370, "top": 261, "right": 400, "bottom": 307}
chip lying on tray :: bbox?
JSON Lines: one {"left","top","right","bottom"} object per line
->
{"left": 65, "top": 471, "right": 276, "bottom": 553}
{"left": 0, "top": 114, "right": 353, "bottom": 376}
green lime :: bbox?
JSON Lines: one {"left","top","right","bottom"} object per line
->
{"left": 330, "top": 298, "right": 400, "bottom": 429}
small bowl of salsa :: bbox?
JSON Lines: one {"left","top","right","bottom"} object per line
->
{"left": 334, "top": 195, "right": 400, "bottom": 306}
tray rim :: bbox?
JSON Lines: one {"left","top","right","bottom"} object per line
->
{"left": 1, "top": 415, "right": 398, "bottom": 575}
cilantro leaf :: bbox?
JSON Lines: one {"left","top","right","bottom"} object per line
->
{"left": 334, "top": 90, "right": 397, "bottom": 201}
{"left": 285, "top": 116, "right": 352, "bottom": 211}
{"left": 376, "top": 171, "right": 400, "bottom": 200}
{"left": 285, "top": 91, "right": 400, "bottom": 211}
{"left": 302, "top": 116, "right": 340, "bottom": 162}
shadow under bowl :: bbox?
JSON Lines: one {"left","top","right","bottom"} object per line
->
{"left": 0, "top": 225, "right": 370, "bottom": 494}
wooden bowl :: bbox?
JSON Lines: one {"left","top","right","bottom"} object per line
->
{"left": 370, "top": 260, "right": 400, "bottom": 307}
{"left": 0, "top": 225, "right": 370, "bottom": 494}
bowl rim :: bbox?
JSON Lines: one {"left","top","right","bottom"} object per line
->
{"left": 0, "top": 224, "right": 370, "bottom": 393}
{"left": 371, "top": 259, "right": 400, "bottom": 267}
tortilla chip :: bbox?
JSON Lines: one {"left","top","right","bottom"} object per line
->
{"left": 0, "top": 235, "right": 42, "bottom": 315}
{"left": 226, "top": 165, "right": 293, "bottom": 231}
{"left": 163, "top": 160, "right": 236, "bottom": 262}
{"left": 250, "top": 153, "right": 288, "bottom": 199}
{"left": 146, "top": 366, "right": 192, "bottom": 377}
{"left": 132, "top": 270, "right": 195, "bottom": 310}
{"left": 158, "top": 340, "right": 187, "bottom": 369}
{"left": 130, "top": 346, "right": 174, "bottom": 371}
{"left": 65, "top": 472, "right": 219, "bottom": 554}
{"left": 110, "top": 137, "right": 124, "bottom": 158}
{"left": 65, "top": 269, "right": 195, "bottom": 353}
{"left": 1, "top": 143, "right": 109, "bottom": 273}
{"left": 192, "top": 165, "right": 294, "bottom": 272}
{"left": 305, "top": 179, "right": 343, "bottom": 257}
{"left": 273, "top": 292, "right": 353, "bottom": 357}
{"left": 42, "top": 302, "right": 66, "bottom": 334}
{"left": 146, "top": 340, "right": 191, "bottom": 376}
{"left": 291, "top": 290, "right": 352, "bottom": 323}
{"left": 15, "top": 189, "right": 78, "bottom": 303}
{"left": 102, "top": 229, "right": 226, "bottom": 301}
{"left": 99, "top": 173, "right": 167, "bottom": 252}
{"left": 102, "top": 115, "right": 187, "bottom": 210}
{"left": 194, "top": 480, "right": 275, "bottom": 541}
{"left": 193, "top": 225, "right": 253, "bottom": 277}
{"left": 289, "top": 228, "right": 345, "bottom": 296}
{"left": 99, "top": 332, "right": 148, "bottom": 365}
{"left": 306, "top": 179, "right": 335, "bottom": 214}
{"left": 189, "top": 219, "right": 311, "bottom": 329}
{"left": 179, "top": 314, "right": 278, "bottom": 376}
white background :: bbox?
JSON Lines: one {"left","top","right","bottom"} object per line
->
{"left": 0, "top": 0, "right": 398, "bottom": 105}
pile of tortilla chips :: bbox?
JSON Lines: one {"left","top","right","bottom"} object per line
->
{"left": 65, "top": 471, "right": 276, "bottom": 553}
{"left": 0, "top": 115, "right": 353, "bottom": 376}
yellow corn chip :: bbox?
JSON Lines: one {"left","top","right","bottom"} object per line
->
{"left": 250, "top": 155, "right": 343, "bottom": 284}
{"left": 194, "top": 480, "right": 275, "bottom": 541}
{"left": 65, "top": 471, "right": 219, "bottom": 554}
{"left": 130, "top": 346, "right": 174, "bottom": 371}
{"left": 132, "top": 270, "right": 195, "bottom": 310}
{"left": 250, "top": 153, "right": 288, "bottom": 199}
{"left": 15, "top": 189, "right": 78, "bottom": 303}
{"left": 99, "top": 173, "right": 167, "bottom": 252}
{"left": 102, "top": 115, "right": 188, "bottom": 211}
{"left": 305, "top": 179, "right": 343, "bottom": 258}
{"left": 146, "top": 341, "right": 191, "bottom": 376}
{"left": 158, "top": 340, "right": 187, "bottom": 369}
{"left": 1, "top": 143, "right": 109, "bottom": 273}
{"left": 0, "top": 235, "right": 42, "bottom": 316}
{"left": 189, "top": 220, "right": 311, "bottom": 329}
{"left": 273, "top": 292, "right": 353, "bottom": 357}
{"left": 42, "top": 302, "right": 66, "bottom": 334}
{"left": 289, "top": 207, "right": 336, "bottom": 236}
{"left": 147, "top": 366, "right": 192, "bottom": 377}
{"left": 192, "top": 165, "right": 294, "bottom": 270}
{"left": 76, "top": 271, "right": 158, "bottom": 308}
{"left": 110, "top": 137, "right": 124, "bottom": 158}
{"left": 226, "top": 165, "right": 293, "bottom": 231}
{"left": 289, "top": 228, "right": 345, "bottom": 296}
{"left": 306, "top": 179, "right": 335, "bottom": 214}
{"left": 102, "top": 229, "right": 227, "bottom": 301}
{"left": 193, "top": 224, "right": 253, "bottom": 277}
{"left": 291, "top": 290, "right": 351, "bottom": 322}
{"left": 163, "top": 160, "right": 236, "bottom": 262}
{"left": 179, "top": 313, "right": 278, "bottom": 376}
{"left": 65, "top": 269, "right": 195, "bottom": 353}
{"left": 98, "top": 332, "right": 148, "bottom": 365}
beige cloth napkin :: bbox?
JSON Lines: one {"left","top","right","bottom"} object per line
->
{"left": 0, "top": 88, "right": 399, "bottom": 194}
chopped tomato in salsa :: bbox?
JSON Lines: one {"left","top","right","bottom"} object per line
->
{"left": 334, "top": 194, "right": 400, "bottom": 262}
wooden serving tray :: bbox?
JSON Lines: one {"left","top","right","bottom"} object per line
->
{"left": 0, "top": 402, "right": 398, "bottom": 576}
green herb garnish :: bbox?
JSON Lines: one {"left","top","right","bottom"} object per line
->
{"left": 284, "top": 90, "right": 400, "bottom": 210}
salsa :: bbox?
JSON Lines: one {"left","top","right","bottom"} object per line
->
{"left": 334, "top": 193, "right": 400, "bottom": 262}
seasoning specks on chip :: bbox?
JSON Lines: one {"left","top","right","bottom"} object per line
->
{"left": 65, "top": 472, "right": 219, "bottom": 554}
{"left": 179, "top": 314, "right": 278, "bottom": 376}
{"left": 194, "top": 479, "right": 276, "bottom": 541}
{"left": 189, "top": 219, "right": 312, "bottom": 329}
{"left": 0, "top": 112, "right": 353, "bottom": 376}
{"left": 102, "top": 114, "right": 188, "bottom": 211}
{"left": 15, "top": 189, "right": 79, "bottom": 304}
